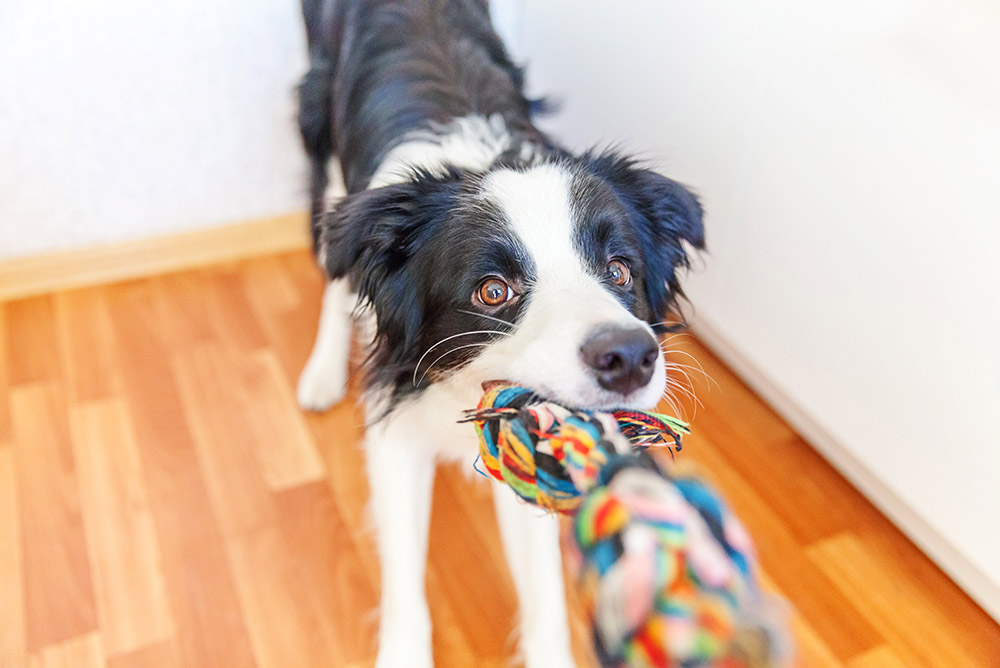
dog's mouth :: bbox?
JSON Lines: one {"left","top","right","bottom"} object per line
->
{"left": 481, "top": 380, "right": 510, "bottom": 393}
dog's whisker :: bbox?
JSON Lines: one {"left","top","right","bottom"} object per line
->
{"left": 665, "top": 378, "right": 703, "bottom": 410}
{"left": 664, "top": 363, "right": 700, "bottom": 398}
{"left": 415, "top": 342, "right": 492, "bottom": 387}
{"left": 661, "top": 384, "right": 696, "bottom": 421}
{"left": 664, "top": 378, "right": 700, "bottom": 408}
{"left": 659, "top": 390, "right": 683, "bottom": 419}
{"left": 666, "top": 363, "right": 694, "bottom": 389}
{"left": 412, "top": 330, "right": 510, "bottom": 385}
{"left": 660, "top": 346, "right": 707, "bottom": 373}
{"left": 658, "top": 333, "right": 688, "bottom": 347}
{"left": 660, "top": 347, "right": 716, "bottom": 389}
{"left": 456, "top": 308, "right": 516, "bottom": 330}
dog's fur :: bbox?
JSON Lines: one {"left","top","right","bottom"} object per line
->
{"left": 296, "top": 2, "right": 704, "bottom": 666}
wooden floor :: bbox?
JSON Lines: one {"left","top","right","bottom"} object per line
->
{"left": 1, "top": 250, "right": 998, "bottom": 668}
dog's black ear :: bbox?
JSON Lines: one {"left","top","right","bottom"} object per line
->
{"left": 316, "top": 174, "right": 460, "bottom": 352}
{"left": 588, "top": 153, "right": 705, "bottom": 322}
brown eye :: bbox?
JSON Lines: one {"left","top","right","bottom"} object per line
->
{"left": 476, "top": 277, "right": 513, "bottom": 307}
{"left": 607, "top": 259, "right": 632, "bottom": 287}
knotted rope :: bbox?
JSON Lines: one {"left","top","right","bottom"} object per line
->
{"left": 461, "top": 384, "right": 785, "bottom": 668}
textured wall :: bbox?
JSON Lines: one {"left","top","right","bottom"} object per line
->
{"left": 0, "top": 0, "right": 309, "bottom": 260}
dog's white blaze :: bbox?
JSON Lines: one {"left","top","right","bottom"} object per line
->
{"left": 370, "top": 114, "right": 538, "bottom": 189}
{"left": 469, "top": 164, "right": 667, "bottom": 409}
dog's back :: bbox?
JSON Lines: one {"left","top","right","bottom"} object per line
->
{"left": 299, "top": 0, "right": 546, "bottom": 200}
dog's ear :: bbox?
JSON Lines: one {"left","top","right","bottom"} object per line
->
{"left": 588, "top": 153, "right": 705, "bottom": 323}
{"left": 316, "top": 174, "right": 460, "bottom": 352}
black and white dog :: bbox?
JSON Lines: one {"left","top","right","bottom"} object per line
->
{"left": 296, "top": 1, "right": 704, "bottom": 666}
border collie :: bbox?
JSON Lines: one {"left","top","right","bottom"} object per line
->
{"left": 296, "top": 1, "right": 704, "bottom": 666}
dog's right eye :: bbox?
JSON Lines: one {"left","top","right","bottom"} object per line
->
{"left": 475, "top": 277, "right": 514, "bottom": 307}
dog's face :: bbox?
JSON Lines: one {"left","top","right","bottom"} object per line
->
{"left": 320, "top": 153, "right": 704, "bottom": 411}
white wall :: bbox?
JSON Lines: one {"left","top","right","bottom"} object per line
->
{"left": 499, "top": 0, "right": 1000, "bottom": 618}
{"left": 0, "top": 0, "right": 309, "bottom": 260}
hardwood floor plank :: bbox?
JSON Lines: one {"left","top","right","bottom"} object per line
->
{"left": 845, "top": 645, "right": 913, "bottom": 668}
{"left": 28, "top": 632, "right": 105, "bottom": 668}
{"left": 241, "top": 255, "right": 303, "bottom": 316}
{"left": 227, "top": 524, "right": 341, "bottom": 668}
{"left": 11, "top": 383, "right": 98, "bottom": 650}
{"left": 6, "top": 296, "right": 62, "bottom": 386}
{"left": 426, "top": 466, "right": 519, "bottom": 663}
{"left": 105, "top": 281, "right": 257, "bottom": 668}
{"left": 808, "top": 532, "right": 991, "bottom": 666}
{"left": 244, "top": 253, "right": 325, "bottom": 382}
{"left": 69, "top": 398, "right": 173, "bottom": 655}
{"left": 850, "top": 515, "right": 1000, "bottom": 662}
{"left": 150, "top": 273, "right": 215, "bottom": 350}
{"left": 273, "top": 481, "right": 379, "bottom": 667}
{"left": 53, "top": 288, "right": 121, "bottom": 402}
{"left": 756, "top": 571, "right": 839, "bottom": 668}
{"left": 172, "top": 344, "right": 282, "bottom": 533}
{"left": 241, "top": 351, "right": 326, "bottom": 490}
{"left": 204, "top": 268, "right": 270, "bottom": 353}
{"left": 106, "top": 641, "right": 180, "bottom": 668}
{"left": 305, "top": 390, "right": 370, "bottom": 539}
{"left": 0, "top": 306, "right": 11, "bottom": 442}
{"left": 0, "top": 445, "right": 26, "bottom": 667}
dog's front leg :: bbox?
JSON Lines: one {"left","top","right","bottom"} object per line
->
{"left": 492, "top": 486, "right": 576, "bottom": 668}
{"left": 366, "top": 420, "right": 436, "bottom": 668}
{"left": 298, "top": 278, "right": 354, "bottom": 411}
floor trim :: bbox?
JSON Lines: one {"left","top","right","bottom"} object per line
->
{"left": 690, "top": 313, "right": 1000, "bottom": 623}
{"left": 0, "top": 212, "right": 311, "bottom": 302}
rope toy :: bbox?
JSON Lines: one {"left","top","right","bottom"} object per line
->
{"left": 461, "top": 384, "right": 786, "bottom": 668}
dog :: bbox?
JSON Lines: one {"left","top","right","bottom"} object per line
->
{"left": 295, "top": 1, "right": 704, "bottom": 666}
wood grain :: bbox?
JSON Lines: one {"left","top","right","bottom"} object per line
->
{"left": 7, "top": 297, "right": 62, "bottom": 385}
{"left": 28, "top": 632, "right": 105, "bottom": 668}
{"left": 104, "top": 281, "right": 257, "bottom": 667}
{"left": 0, "top": 306, "right": 11, "bottom": 442}
{"left": 11, "top": 383, "right": 98, "bottom": 651}
{"left": 0, "top": 445, "right": 26, "bottom": 667}
{"left": 69, "top": 398, "right": 173, "bottom": 655}
{"left": 53, "top": 288, "right": 121, "bottom": 402}
{"left": 0, "top": 250, "right": 997, "bottom": 667}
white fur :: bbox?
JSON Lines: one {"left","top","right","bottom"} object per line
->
{"left": 369, "top": 113, "right": 538, "bottom": 188}
{"left": 323, "top": 155, "right": 347, "bottom": 211}
{"left": 301, "top": 116, "right": 666, "bottom": 667}
{"left": 300, "top": 157, "right": 354, "bottom": 412}
{"left": 492, "top": 485, "right": 575, "bottom": 668}
{"left": 464, "top": 164, "right": 667, "bottom": 410}
{"left": 297, "top": 278, "right": 355, "bottom": 410}
{"left": 365, "top": 415, "right": 436, "bottom": 668}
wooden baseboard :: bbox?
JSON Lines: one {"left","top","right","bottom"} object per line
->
{"left": 0, "top": 212, "right": 311, "bottom": 302}
{"left": 689, "top": 312, "right": 1000, "bottom": 623}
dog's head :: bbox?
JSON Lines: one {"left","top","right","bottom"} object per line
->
{"left": 319, "top": 152, "right": 704, "bottom": 411}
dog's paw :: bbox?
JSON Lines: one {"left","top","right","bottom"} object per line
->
{"left": 296, "top": 355, "right": 348, "bottom": 411}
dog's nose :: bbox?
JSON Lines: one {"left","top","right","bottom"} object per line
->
{"left": 580, "top": 326, "right": 659, "bottom": 396}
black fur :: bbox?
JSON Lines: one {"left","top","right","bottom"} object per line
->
{"left": 299, "top": 0, "right": 705, "bottom": 409}
{"left": 321, "top": 155, "right": 704, "bottom": 407}
{"left": 321, "top": 168, "right": 533, "bottom": 404}
{"left": 299, "top": 0, "right": 548, "bottom": 197}
{"left": 572, "top": 152, "right": 705, "bottom": 331}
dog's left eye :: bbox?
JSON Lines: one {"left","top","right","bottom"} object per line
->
{"left": 607, "top": 259, "right": 632, "bottom": 287}
{"left": 475, "top": 277, "right": 515, "bottom": 307}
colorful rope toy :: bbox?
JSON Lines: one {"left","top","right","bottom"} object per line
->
{"left": 461, "top": 384, "right": 786, "bottom": 668}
